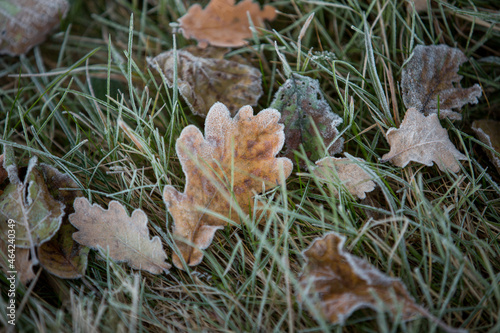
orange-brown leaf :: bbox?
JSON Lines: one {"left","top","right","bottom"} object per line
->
{"left": 178, "top": 0, "right": 276, "bottom": 48}
{"left": 299, "top": 232, "right": 421, "bottom": 324}
{"left": 164, "top": 102, "right": 292, "bottom": 269}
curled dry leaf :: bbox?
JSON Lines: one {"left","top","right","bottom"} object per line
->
{"left": 38, "top": 164, "right": 88, "bottom": 279}
{"left": 298, "top": 232, "right": 422, "bottom": 324}
{"left": 381, "top": 108, "right": 466, "bottom": 172}
{"left": 164, "top": 102, "right": 292, "bottom": 269}
{"left": 270, "top": 74, "right": 343, "bottom": 162}
{"left": 401, "top": 44, "right": 482, "bottom": 120}
{"left": 299, "top": 233, "right": 467, "bottom": 333}
{"left": 0, "top": 0, "right": 69, "bottom": 56}
{"left": 0, "top": 241, "right": 35, "bottom": 285}
{"left": 0, "top": 156, "right": 65, "bottom": 249}
{"left": 472, "top": 119, "right": 500, "bottom": 173}
{"left": 312, "top": 154, "right": 376, "bottom": 199}
{"left": 148, "top": 47, "right": 263, "bottom": 117}
{"left": 69, "top": 197, "right": 170, "bottom": 275}
{"left": 178, "top": 0, "right": 276, "bottom": 48}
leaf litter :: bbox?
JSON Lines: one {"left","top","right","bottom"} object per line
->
{"left": 148, "top": 46, "right": 263, "bottom": 117}
{"left": 270, "top": 74, "right": 343, "bottom": 162}
{"left": 401, "top": 44, "right": 482, "bottom": 120}
{"left": 163, "top": 102, "right": 292, "bottom": 269}
{"left": 381, "top": 108, "right": 467, "bottom": 172}
{"left": 69, "top": 197, "right": 170, "bottom": 275}
{"left": 178, "top": 0, "right": 276, "bottom": 48}
{"left": 298, "top": 232, "right": 466, "bottom": 333}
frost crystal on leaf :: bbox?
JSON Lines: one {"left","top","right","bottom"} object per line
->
{"left": 401, "top": 44, "right": 482, "bottom": 120}
{"left": 164, "top": 102, "right": 292, "bottom": 269}
{"left": 381, "top": 108, "right": 467, "bottom": 172}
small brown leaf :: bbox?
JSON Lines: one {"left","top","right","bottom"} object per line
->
{"left": 69, "top": 197, "right": 170, "bottom": 275}
{"left": 401, "top": 44, "right": 482, "bottom": 120}
{"left": 0, "top": 154, "right": 7, "bottom": 186}
{"left": 149, "top": 47, "right": 263, "bottom": 117}
{"left": 270, "top": 74, "right": 343, "bottom": 162}
{"left": 381, "top": 108, "right": 466, "bottom": 172}
{"left": 0, "top": 0, "right": 69, "bottom": 56}
{"left": 0, "top": 240, "right": 35, "bottom": 284}
{"left": 178, "top": 0, "right": 276, "bottom": 48}
{"left": 312, "top": 155, "right": 376, "bottom": 199}
{"left": 299, "top": 232, "right": 421, "bottom": 323}
{"left": 472, "top": 119, "right": 500, "bottom": 173}
{"left": 164, "top": 102, "right": 292, "bottom": 269}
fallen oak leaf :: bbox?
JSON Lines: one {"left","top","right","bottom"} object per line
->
{"left": 148, "top": 47, "right": 262, "bottom": 117}
{"left": 164, "top": 102, "right": 292, "bottom": 269}
{"left": 178, "top": 0, "right": 276, "bottom": 48}
{"left": 0, "top": 0, "right": 69, "bottom": 56}
{"left": 471, "top": 120, "right": 500, "bottom": 174}
{"left": 69, "top": 197, "right": 170, "bottom": 275}
{"left": 311, "top": 154, "right": 376, "bottom": 199}
{"left": 381, "top": 108, "right": 466, "bottom": 172}
{"left": 298, "top": 233, "right": 466, "bottom": 333}
{"left": 270, "top": 74, "right": 343, "bottom": 162}
{"left": 401, "top": 44, "right": 482, "bottom": 120}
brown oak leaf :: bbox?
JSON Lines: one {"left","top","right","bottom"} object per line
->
{"left": 178, "top": 0, "right": 276, "bottom": 48}
{"left": 270, "top": 74, "right": 343, "bottom": 162}
{"left": 472, "top": 119, "right": 500, "bottom": 173}
{"left": 401, "top": 44, "right": 482, "bottom": 120}
{"left": 312, "top": 154, "right": 376, "bottom": 199}
{"left": 298, "top": 232, "right": 421, "bottom": 324}
{"left": 0, "top": 0, "right": 69, "bottom": 56}
{"left": 69, "top": 197, "right": 170, "bottom": 275}
{"left": 381, "top": 108, "right": 466, "bottom": 172}
{"left": 164, "top": 102, "right": 293, "bottom": 269}
{"left": 148, "top": 47, "right": 262, "bottom": 117}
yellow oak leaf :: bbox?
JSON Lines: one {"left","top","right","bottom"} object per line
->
{"left": 164, "top": 102, "right": 292, "bottom": 269}
{"left": 178, "top": 0, "right": 276, "bottom": 48}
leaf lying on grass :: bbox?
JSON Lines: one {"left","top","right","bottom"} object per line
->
{"left": 311, "top": 154, "right": 376, "bottom": 199}
{"left": 270, "top": 73, "right": 343, "bottom": 162}
{"left": 401, "top": 44, "right": 482, "bottom": 120}
{"left": 0, "top": 154, "right": 7, "bottom": 187}
{"left": 69, "top": 197, "right": 170, "bottom": 275}
{"left": 0, "top": 0, "right": 69, "bottom": 56}
{"left": 148, "top": 47, "right": 262, "bottom": 117}
{"left": 0, "top": 242, "right": 35, "bottom": 285}
{"left": 472, "top": 119, "right": 500, "bottom": 173}
{"left": 298, "top": 233, "right": 466, "bottom": 333}
{"left": 381, "top": 108, "right": 466, "bottom": 172}
{"left": 178, "top": 0, "right": 276, "bottom": 48}
{"left": 164, "top": 102, "right": 292, "bottom": 269}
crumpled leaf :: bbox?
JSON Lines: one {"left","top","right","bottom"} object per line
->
{"left": 164, "top": 102, "right": 292, "bottom": 269}
{"left": 381, "top": 108, "right": 466, "bottom": 172}
{"left": 0, "top": 156, "right": 65, "bottom": 249}
{"left": 149, "top": 47, "right": 263, "bottom": 117}
{"left": 270, "top": 74, "right": 343, "bottom": 162}
{"left": 298, "top": 232, "right": 421, "bottom": 324}
{"left": 0, "top": 0, "right": 69, "bottom": 56}
{"left": 401, "top": 44, "right": 482, "bottom": 120}
{"left": 311, "top": 154, "right": 376, "bottom": 199}
{"left": 38, "top": 164, "right": 88, "bottom": 279}
{"left": 178, "top": 0, "right": 276, "bottom": 48}
{"left": 69, "top": 197, "right": 170, "bottom": 275}
{"left": 472, "top": 119, "right": 500, "bottom": 173}
{"left": 0, "top": 241, "right": 35, "bottom": 285}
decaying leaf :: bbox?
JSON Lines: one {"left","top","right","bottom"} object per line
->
{"left": 0, "top": 241, "right": 35, "bottom": 284}
{"left": 0, "top": 156, "right": 65, "bottom": 249}
{"left": 0, "top": 154, "right": 7, "bottom": 186}
{"left": 472, "top": 119, "right": 500, "bottom": 173}
{"left": 178, "top": 0, "right": 276, "bottom": 48}
{"left": 401, "top": 44, "right": 482, "bottom": 120}
{"left": 312, "top": 155, "right": 376, "bottom": 199}
{"left": 381, "top": 108, "right": 466, "bottom": 172}
{"left": 298, "top": 232, "right": 421, "bottom": 323}
{"left": 0, "top": 0, "right": 69, "bottom": 56}
{"left": 69, "top": 197, "right": 170, "bottom": 275}
{"left": 148, "top": 47, "right": 263, "bottom": 117}
{"left": 38, "top": 164, "right": 88, "bottom": 279}
{"left": 270, "top": 74, "right": 343, "bottom": 161}
{"left": 164, "top": 102, "right": 293, "bottom": 269}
